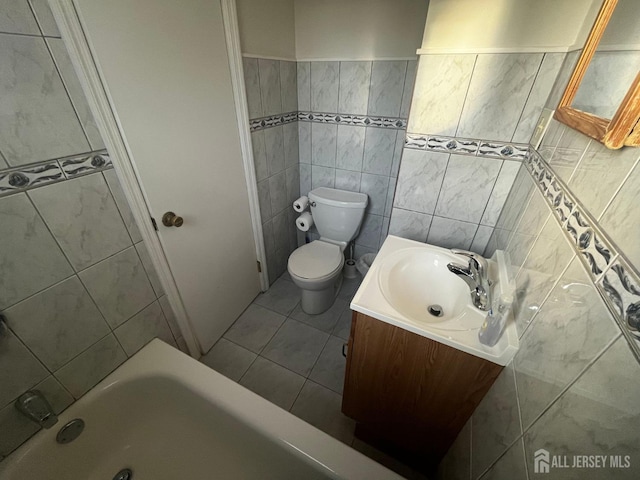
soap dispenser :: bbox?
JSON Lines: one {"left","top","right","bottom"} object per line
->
{"left": 478, "top": 250, "right": 515, "bottom": 347}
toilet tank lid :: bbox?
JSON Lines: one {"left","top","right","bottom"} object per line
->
{"left": 309, "top": 187, "right": 368, "bottom": 209}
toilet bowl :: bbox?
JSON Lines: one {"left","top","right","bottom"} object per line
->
{"left": 288, "top": 188, "right": 367, "bottom": 314}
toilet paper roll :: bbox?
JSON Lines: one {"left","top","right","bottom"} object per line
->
{"left": 293, "top": 195, "right": 309, "bottom": 212}
{"left": 296, "top": 212, "right": 314, "bottom": 232}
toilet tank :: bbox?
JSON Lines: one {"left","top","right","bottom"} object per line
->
{"left": 309, "top": 188, "right": 368, "bottom": 242}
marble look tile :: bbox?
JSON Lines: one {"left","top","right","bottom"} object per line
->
{"left": 201, "top": 337, "right": 256, "bottom": 382}
{"left": 243, "top": 57, "right": 262, "bottom": 119}
{"left": 251, "top": 130, "right": 268, "bottom": 181}
{"left": 29, "top": 173, "right": 131, "bottom": 271}
{"left": 388, "top": 208, "right": 432, "bottom": 242}
{"left": 356, "top": 213, "right": 383, "bottom": 249}
{"left": 269, "top": 170, "right": 287, "bottom": 215}
{"left": 495, "top": 167, "right": 535, "bottom": 232}
{"left": 512, "top": 53, "right": 565, "bottom": 143}
{"left": 283, "top": 122, "right": 299, "bottom": 169}
{"left": 394, "top": 149, "right": 449, "bottom": 214}
{"left": 435, "top": 155, "right": 502, "bottom": 224}
{"left": 359, "top": 173, "right": 389, "bottom": 216}
{"left": 408, "top": 54, "right": 475, "bottom": 136}
{"left": 390, "top": 130, "right": 405, "bottom": 178}
{"left": 471, "top": 225, "right": 494, "bottom": 255}
{"left": 598, "top": 163, "right": 640, "bottom": 268}
{"left": 0, "top": 0, "right": 39, "bottom": 35}
{"left": 262, "top": 219, "right": 275, "bottom": 258}
{"left": 437, "top": 419, "right": 471, "bottom": 480}
{"left": 311, "top": 165, "right": 335, "bottom": 189}
{"left": 78, "top": 246, "right": 155, "bottom": 328}
{"left": 399, "top": 60, "right": 417, "bottom": 119}
{"left": 481, "top": 160, "right": 522, "bottom": 227}
{"left": 54, "top": 334, "right": 126, "bottom": 398}
{"left": 311, "top": 62, "right": 339, "bottom": 113}
{"left": 332, "top": 306, "right": 353, "bottom": 341}
{"left": 481, "top": 439, "right": 527, "bottom": 480}
{"left": 0, "top": 35, "right": 89, "bottom": 166}
{"left": 291, "top": 380, "right": 355, "bottom": 444}
{"left": 287, "top": 210, "right": 299, "bottom": 252}
{"left": 297, "top": 62, "right": 311, "bottom": 111}
{"left": 290, "top": 298, "right": 348, "bottom": 334}
{"left": 427, "top": 216, "right": 478, "bottom": 250}
{"left": 545, "top": 50, "right": 581, "bottom": 109}
{"left": 47, "top": 39, "right": 104, "bottom": 150}
{"left": 298, "top": 121, "right": 311, "bottom": 164}
{"left": 338, "top": 277, "right": 362, "bottom": 301}
{"left": 264, "top": 125, "right": 285, "bottom": 175}
{"left": 6, "top": 276, "right": 110, "bottom": 371}
{"left": 368, "top": 61, "right": 407, "bottom": 117}
{"left": 513, "top": 220, "right": 575, "bottom": 336}
{"left": 29, "top": 0, "right": 60, "bottom": 36}
{"left": 458, "top": 53, "right": 543, "bottom": 140}
{"left": 253, "top": 276, "right": 300, "bottom": 316}
{"left": 285, "top": 165, "right": 300, "bottom": 207}
{"left": 258, "top": 59, "right": 282, "bottom": 116}
{"left": 338, "top": 61, "right": 371, "bottom": 115}
{"left": 0, "top": 152, "right": 8, "bottom": 170}
{"left": 569, "top": 141, "right": 640, "bottom": 219}
{"left": 134, "top": 242, "right": 163, "bottom": 297}
{"left": 103, "top": 169, "right": 142, "bottom": 244}
{"left": 158, "top": 295, "right": 180, "bottom": 339}
{"left": 262, "top": 319, "right": 328, "bottom": 376}
{"left": 0, "top": 193, "right": 73, "bottom": 310}
{"left": 299, "top": 163, "right": 311, "bottom": 195}
{"left": 384, "top": 179, "right": 396, "bottom": 217}
{"left": 514, "top": 259, "right": 618, "bottom": 431}
{"left": 240, "top": 356, "right": 305, "bottom": 410}
{"left": 0, "top": 324, "right": 49, "bottom": 407}
{"left": 272, "top": 210, "right": 289, "bottom": 253}
{"left": 472, "top": 363, "right": 521, "bottom": 479}
{"left": 309, "top": 335, "right": 347, "bottom": 394}
{"left": 224, "top": 303, "right": 285, "bottom": 353}
{"left": 336, "top": 125, "right": 365, "bottom": 172}
{"left": 114, "top": 301, "right": 174, "bottom": 355}
{"left": 279, "top": 60, "right": 297, "bottom": 113}
{"left": 175, "top": 336, "right": 188, "bottom": 354}
{"left": 354, "top": 244, "right": 377, "bottom": 258}
{"left": 334, "top": 169, "right": 361, "bottom": 192}
{"left": 546, "top": 127, "right": 590, "bottom": 184}
{"left": 363, "top": 127, "right": 396, "bottom": 176}
{"left": 257, "top": 178, "right": 272, "bottom": 221}
{"left": 0, "top": 375, "right": 72, "bottom": 457}
{"left": 523, "top": 337, "right": 640, "bottom": 479}
{"left": 311, "top": 123, "right": 337, "bottom": 167}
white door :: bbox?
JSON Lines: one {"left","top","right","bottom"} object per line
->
{"left": 72, "top": 0, "right": 261, "bottom": 353}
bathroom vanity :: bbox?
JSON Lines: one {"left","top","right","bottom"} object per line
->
{"left": 343, "top": 236, "right": 519, "bottom": 471}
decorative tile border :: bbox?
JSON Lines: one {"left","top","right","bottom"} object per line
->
{"left": 404, "top": 133, "right": 528, "bottom": 161}
{"left": 249, "top": 111, "right": 408, "bottom": 132}
{"left": 0, "top": 150, "right": 111, "bottom": 197}
{"left": 526, "top": 147, "right": 640, "bottom": 362}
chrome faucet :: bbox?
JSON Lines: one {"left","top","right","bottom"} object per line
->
{"left": 447, "top": 249, "right": 491, "bottom": 311}
{"left": 15, "top": 390, "right": 58, "bottom": 429}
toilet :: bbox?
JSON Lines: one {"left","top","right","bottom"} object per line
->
{"left": 288, "top": 187, "right": 368, "bottom": 314}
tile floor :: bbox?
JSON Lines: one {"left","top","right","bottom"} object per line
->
{"left": 200, "top": 272, "right": 429, "bottom": 480}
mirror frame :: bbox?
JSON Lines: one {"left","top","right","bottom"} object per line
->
{"left": 554, "top": 0, "right": 640, "bottom": 149}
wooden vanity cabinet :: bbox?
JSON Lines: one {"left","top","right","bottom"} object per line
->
{"left": 342, "top": 312, "right": 503, "bottom": 471}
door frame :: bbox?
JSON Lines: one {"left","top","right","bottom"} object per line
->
{"left": 48, "top": 0, "right": 269, "bottom": 358}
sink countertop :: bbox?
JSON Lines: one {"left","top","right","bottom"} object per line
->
{"left": 350, "top": 235, "right": 519, "bottom": 366}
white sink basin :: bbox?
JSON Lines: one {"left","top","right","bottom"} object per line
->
{"left": 377, "top": 247, "right": 486, "bottom": 330}
{"left": 351, "top": 236, "right": 519, "bottom": 366}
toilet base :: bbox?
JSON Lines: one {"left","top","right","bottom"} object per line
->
{"left": 300, "top": 273, "right": 344, "bottom": 314}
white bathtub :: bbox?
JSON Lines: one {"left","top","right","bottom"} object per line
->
{"left": 0, "top": 340, "right": 401, "bottom": 480}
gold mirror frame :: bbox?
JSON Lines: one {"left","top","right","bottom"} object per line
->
{"left": 554, "top": 0, "right": 640, "bottom": 149}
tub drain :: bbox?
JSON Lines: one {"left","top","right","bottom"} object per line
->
{"left": 428, "top": 304, "right": 443, "bottom": 317}
{"left": 113, "top": 469, "right": 133, "bottom": 480}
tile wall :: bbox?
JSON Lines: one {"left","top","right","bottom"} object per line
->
{"left": 389, "top": 52, "right": 567, "bottom": 254}
{"left": 437, "top": 52, "right": 640, "bottom": 479}
{"left": 0, "top": 2, "right": 184, "bottom": 459}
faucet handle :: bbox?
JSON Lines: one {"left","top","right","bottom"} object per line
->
{"left": 451, "top": 249, "right": 488, "bottom": 276}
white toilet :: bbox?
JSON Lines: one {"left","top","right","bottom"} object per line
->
{"left": 288, "top": 187, "right": 368, "bottom": 314}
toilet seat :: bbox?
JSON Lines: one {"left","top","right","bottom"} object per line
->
{"left": 288, "top": 241, "right": 343, "bottom": 279}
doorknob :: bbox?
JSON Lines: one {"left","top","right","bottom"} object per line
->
{"left": 162, "top": 211, "right": 184, "bottom": 227}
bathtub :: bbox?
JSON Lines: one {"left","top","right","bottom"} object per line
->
{"left": 0, "top": 340, "right": 401, "bottom": 479}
